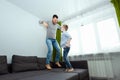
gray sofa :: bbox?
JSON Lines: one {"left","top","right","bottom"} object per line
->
{"left": 0, "top": 55, "right": 89, "bottom": 80}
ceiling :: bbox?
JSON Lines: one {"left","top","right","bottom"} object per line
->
{"left": 7, "top": 0, "right": 110, "bottom": 21}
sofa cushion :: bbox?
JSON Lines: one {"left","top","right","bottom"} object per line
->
{"left": 0, "top": 56, "right": 8, "bottom": 75}
{"left": 18, "top": 72, "right": 78, "bottom": 80}
{"left": 49, "top": 68, "right": 89, "bottom": 80}
{"left": 12, "top": 55, "right": 39, "bottom": 72}
{"left": 0, "top": 71, "right": 50, "bottom": 80}
{"left": 37, "top": 58, "right": 46, "bottom": 70}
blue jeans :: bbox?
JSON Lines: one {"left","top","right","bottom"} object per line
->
{"left": 46, "top": 38, "right": 60, "bottom": 64}
{"left": 63, "top": 47, "right": 73, "bottom": 68}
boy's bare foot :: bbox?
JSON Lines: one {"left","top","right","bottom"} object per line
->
{"left": 45, "top": 64, "right": 52, "bottom": 70}
{"left": 65, "top": 69, "right": 69, "bottom": 72}
{"left": 55, "top": 62, "right": 62, "bottom": 67}
{"left": 67, "top": 68, "right": 74, "bottom": 72}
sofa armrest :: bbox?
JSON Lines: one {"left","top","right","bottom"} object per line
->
{"left": 70, "top": 60, "right": 88, "bottom": 69}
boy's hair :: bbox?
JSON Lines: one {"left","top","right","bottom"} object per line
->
{"left": 53, "top": 14, "right": 58, "bottom": 19}
{"left": 63, "top": 24, "right": 68, "bottom": 31}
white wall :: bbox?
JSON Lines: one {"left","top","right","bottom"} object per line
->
{"left": 0, "top": 0, "right": 47, "bottom": 63}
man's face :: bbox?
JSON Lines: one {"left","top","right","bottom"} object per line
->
{"left": 52, "top": 17, "right": 58, "bottom": 24}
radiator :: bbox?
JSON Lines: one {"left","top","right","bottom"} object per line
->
{"left": 69, "top": 53, "right": 114, "bottom": 79}
{"left": 88, "top": 60, "right": 114, "bottom": 78}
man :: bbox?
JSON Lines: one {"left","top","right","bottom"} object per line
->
{"left": 40, "top": 15, "right": 61, "bottom": 70}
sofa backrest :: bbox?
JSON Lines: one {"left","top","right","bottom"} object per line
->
{"left": 0, "top": 56, "right": 9, "bottom": 75}
{"left": 50, "top": 61, "right": 88, "bottom": 69}
{"left": 1, "top": 55, "right": 88, "bottom": 75}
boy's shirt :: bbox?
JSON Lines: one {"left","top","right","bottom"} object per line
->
{"left": 61, "top": 31, "right": 72, "bottom": 48}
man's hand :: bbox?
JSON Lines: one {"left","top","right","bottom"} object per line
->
{"left": 39, "top": 21, "right": 48, "bottom": 28}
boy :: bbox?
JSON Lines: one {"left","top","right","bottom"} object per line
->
{"left": 61, "top": 24, "right": 74, "bottom": 72}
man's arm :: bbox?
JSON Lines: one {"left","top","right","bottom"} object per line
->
{"left": 39, "top": 21, "right": 48, "bottom": 28}
{"left": 57, "top": 25, "right": 61, "bottom": 30}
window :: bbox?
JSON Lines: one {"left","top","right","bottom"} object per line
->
{"left": 97, "top": 18, "right": 120, "bottom": 49}
{"left": 67, "top": 22, "right": 81, "bottom": 56}
{"left": 80, "top": 23, "right": 97, "bottom": 54}
{"left": 68, "top": 30, "right": 81, "bottom": 55}
{"left": 65, "top": 17, "right": 120, "bottom": 55}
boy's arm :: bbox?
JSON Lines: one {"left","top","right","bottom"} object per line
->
{"left": 65, "top": 32, "right": 72, "bottom": 47}
{"left": 66, "top": 38, "right": 72, "bottom": 47}
{"left": 39, "top": 21, "right": 48, "bottom": 28}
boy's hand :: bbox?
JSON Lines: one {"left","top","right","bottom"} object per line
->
{"left": 65, "top": 39, "right": 71, "bottom": 47}
{"left": 66, "top": 43, "right": 70, "bottom": 47}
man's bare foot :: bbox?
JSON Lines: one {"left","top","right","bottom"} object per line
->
{"left": 55, "top": 62, "right": 62, "bottom": 67}
{"left": 45, "top": 64, "right": 52, "bottom": 70}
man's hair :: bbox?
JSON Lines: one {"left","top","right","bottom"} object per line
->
{"left": 53, "top": 14, "right": 58, "bottom": 19}
{"left": 63, "top": 24, "right": 68, "bottom": 31}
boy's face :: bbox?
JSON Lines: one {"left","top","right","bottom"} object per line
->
{"left": 61, "top": 26, "right": 65, "bottom": 31}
